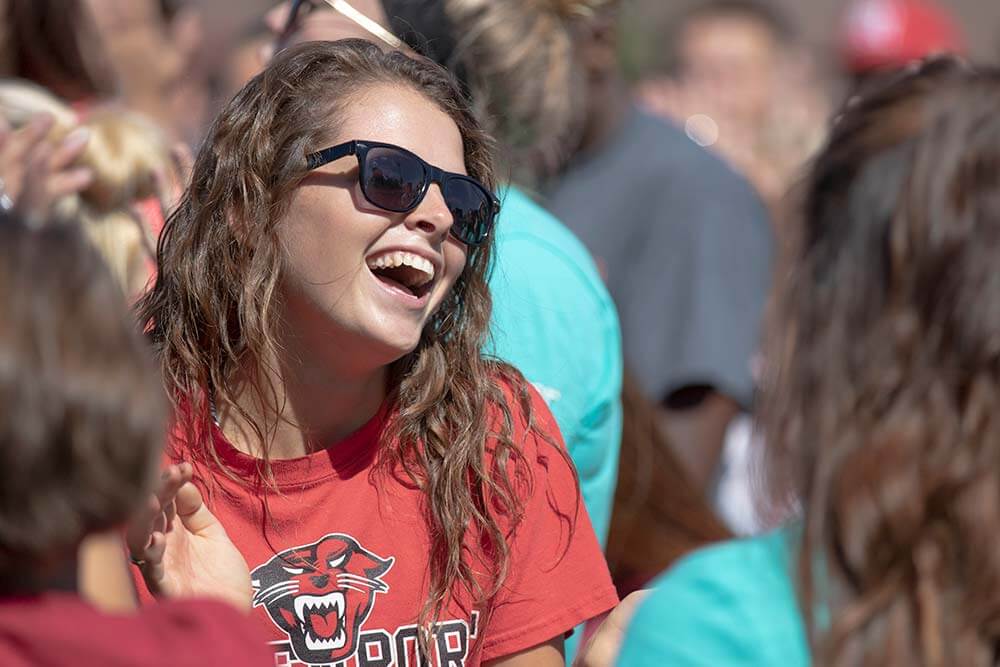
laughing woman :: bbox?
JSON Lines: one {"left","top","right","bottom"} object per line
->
{"left": 129, "top": 39, "right": 617, "bottom": 667}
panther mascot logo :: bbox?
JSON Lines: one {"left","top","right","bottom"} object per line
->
{"left": 251, "top": 533, "right": 394, "bottom": 665}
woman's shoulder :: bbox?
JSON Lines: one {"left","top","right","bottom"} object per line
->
{"left": 618, "top": 527, "right": 809, "bottom": 667}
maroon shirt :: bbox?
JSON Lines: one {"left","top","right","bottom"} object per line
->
{"left": 0, "top": 592, "right": 272, "bottom": 666}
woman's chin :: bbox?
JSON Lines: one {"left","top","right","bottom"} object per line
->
{"left": 363, "top": 328, "right": 424, "bottom": 366}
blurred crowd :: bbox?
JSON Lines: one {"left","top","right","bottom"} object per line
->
{"left": 0, "top": 0, "right": 997, "bottom": 666}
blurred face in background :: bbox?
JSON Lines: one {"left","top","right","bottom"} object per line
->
{"left": 86, "top": 0, "right": 208, "bottom": 143}
{"left": 677, "top": 13, "right": 782, "bottom": 125}
{"left": 263, "top": 0, "right": 391, "bottom": 53}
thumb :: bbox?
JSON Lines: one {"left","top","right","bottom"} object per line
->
{"left": 174, "top": 481, "right": 221, "bottom": 535}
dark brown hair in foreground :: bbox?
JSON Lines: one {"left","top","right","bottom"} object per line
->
{"left": 0, "top": 216, "right": 164, "bottom": 577}
{"left": 762, "top": 57, "right": 1000, "bottom": 666}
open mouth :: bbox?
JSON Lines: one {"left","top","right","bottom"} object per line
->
{"left": 294, "top": 592, "right": 348, "bottom": 652}
{"left": 366, "top": 251, "right": 436, "bottom": 299}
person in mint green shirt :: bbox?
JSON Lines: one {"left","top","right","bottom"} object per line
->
{"left": 617, "top": 528, "right": 808, "bottom": 666}
{"left": 619, "top": 59, "right": 1000, "bottom": 667}
{"left": 487, "top": 186, "right": 622, "bottom": 665}
{"left": 487, "top": 186, "right": 622, "bottom": 549}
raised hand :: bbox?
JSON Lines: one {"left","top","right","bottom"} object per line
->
{"left": 0, "top": 113, "right": 93, "bottom": 217}
{"left": 127, "top": 462, "right": 252, "bottom": 611}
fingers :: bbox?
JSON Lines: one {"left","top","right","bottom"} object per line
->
{"left": 0, "top": 114, "right": 55, "bottom": 164}
{"left": 125, "top": 463, "right": 195, "bottom": 596}
{"left": 41, "top": 127, "right": 95, "bottom": 200}
{"left": 144, "top": 531, "right": 167, "bottom": 585}
{"left": 174, "top": 480, "right": 219, "bottom": 536}
{"left": 155, "top": 462, "right": 193, "bottom": 528}
{"left": 48, "top": 127, "right": 91, "bottom": 172}
{"left": 125, "top": 463, "right": 192, "bottom": 556}
{"left": 44, "top": 168, "right": 95, "bottom": 200}
{"left": 156, "top": 462, "right": 192, "bottom": 507}
{"left": 0, "top": 115, "right": 55, "bottom": 205}
{"left": 8, "top": 118, "right": 94, "bottom": 215}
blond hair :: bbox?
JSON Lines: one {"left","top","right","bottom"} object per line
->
{"left": 0, "top": 80, "right": 172, "bottom": 295}
{"left": 76, "top": 109, "right": 171, "bottom": 295}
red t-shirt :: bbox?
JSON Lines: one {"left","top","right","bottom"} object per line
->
{"left": 144, "top": 384, "right": 618, "bottom": 667}
{"left": 0, "top": 592, "right": 272, "bottom": 666}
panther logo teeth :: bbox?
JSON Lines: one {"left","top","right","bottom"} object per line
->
{"left": 251, "top": 534, "right": 394, "bottom": 665}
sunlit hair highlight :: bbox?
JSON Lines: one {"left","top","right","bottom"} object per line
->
{"left": 761, "top": 57, "right": 1000, "bottom": 666}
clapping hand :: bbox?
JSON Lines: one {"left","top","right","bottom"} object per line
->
{"left": 126, "top": 463, "right": 252, "bottom": 611}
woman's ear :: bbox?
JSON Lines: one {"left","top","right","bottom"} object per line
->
{"left": 225, "top": 208, "right": 252, "bottom": 245}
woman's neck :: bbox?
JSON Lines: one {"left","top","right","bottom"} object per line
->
{"left": 220, "top": 334, "right": 389, "bottom": 461}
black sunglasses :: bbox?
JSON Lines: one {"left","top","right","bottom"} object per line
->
{"left": 306, "top": 140, "right": 499, "bottom": 246}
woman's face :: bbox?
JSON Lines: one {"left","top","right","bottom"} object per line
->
{"left": 276, "top": 83, "right": 470, "bottom": 371}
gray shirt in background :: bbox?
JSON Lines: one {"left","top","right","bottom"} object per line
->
{"left": 547, "top": 107, "right": 773, "bottom": 409}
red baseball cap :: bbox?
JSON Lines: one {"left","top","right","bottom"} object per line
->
{"left": 840, "top": 0, "right": 965, "bottom": 73}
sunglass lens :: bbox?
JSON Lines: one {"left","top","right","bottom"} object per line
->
{"left": 443, "top": 178, "right": 493, "bottom": 245}
{"left": 363, "top": 147, "right": 425, "bottom": 211}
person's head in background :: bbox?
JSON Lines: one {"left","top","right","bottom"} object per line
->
{"left": 217, "top": 21, "right": 273, "bottom": 105}
{"left": 0, "top": 215, "right": 165, "bottom": 594}
{"left": 264, "top": 0, "right": 605, "bottom": 185}
{"left": 839, "top": 0, "right": 964, "bottom": 94}
{"left": 0, "top": 80, "right": 175, "bottom": 297}
{"left": 762, "top": 57, "right": 1000, "bottom": 663}
{"left": 668, "top": 0, "right": 794, "bottom": 128}
{"left": 0, "top": 0, "right": 208, "bottom": 143}
{"left": 85, "top": 0, "right": 208, "bottom": 144}
{"left": 0, "top": 0, "right": 117, "bottom": 104}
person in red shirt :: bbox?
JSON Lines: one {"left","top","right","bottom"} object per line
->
{"left": 0, "top": 215, "right": 272, "bottom": 666}
{"left": 130, "top": 39, "right": 618, "bottom": 667}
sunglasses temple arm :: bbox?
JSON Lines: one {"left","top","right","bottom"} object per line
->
{"left": 305, "top": 142, "right": 357, "bottom": 170}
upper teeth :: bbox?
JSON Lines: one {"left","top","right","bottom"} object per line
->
{"left": 367, "top": 251, "right": 435, "bottom": 285}
{"left": 294, "top": 591, "right": 347, "bottom": 650}
{"left": 294, "top": 591, "right": 344, "bottom": 623}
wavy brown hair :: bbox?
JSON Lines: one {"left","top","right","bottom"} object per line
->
{"left": 136, "top": 39, "right": 558, "bottom": 638}
{"left": 761, "top": 57, "right": 1000, "bottom": 666}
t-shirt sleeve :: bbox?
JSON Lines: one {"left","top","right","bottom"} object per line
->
{"left": 619, "top": 149, "right": 773, "bottom": 410}
{"left": 480, "top": 386, "right": 620, "bottom": 661}
{"left": 660, "top": 185, "right": 771, "bottom": 409}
